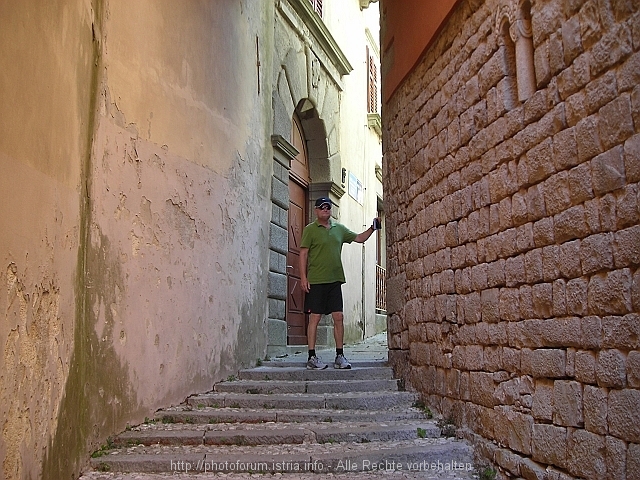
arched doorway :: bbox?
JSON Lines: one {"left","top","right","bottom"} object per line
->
{"left": 286, "top": 114, "right": 310, "bottom": 345}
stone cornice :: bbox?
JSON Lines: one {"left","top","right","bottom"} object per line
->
{"left": 271, "top": 135, "right": 299, "bottom": 168}
{"left": 279, "top": 0, "right": 353, "bottom": 77}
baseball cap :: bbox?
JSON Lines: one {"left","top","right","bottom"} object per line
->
{"left": 314, "top": 197, "right": 332, "bottom": 208}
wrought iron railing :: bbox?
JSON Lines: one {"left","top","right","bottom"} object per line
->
{"left": 375, "top": 264, "right": 386, "bottom": 312}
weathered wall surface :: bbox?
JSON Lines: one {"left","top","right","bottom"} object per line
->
{"left": 383, "top": 0, "right": 640, "bottom": 478}
{"left": 1, "top": 1, "right": 274, "bottom": 478}
{"left": 0, "top": 1, "right": 96, "bottom": 478}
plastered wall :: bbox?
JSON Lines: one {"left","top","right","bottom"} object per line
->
{"left": 0, "top": 1, "right": 275, "bottom": 478}
{"left": 383, "top": 0, "right": 640, "bottom": 478}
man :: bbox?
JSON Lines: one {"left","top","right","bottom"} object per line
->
{"left": 299, "top": 197, "right": 380, "bottom": 370}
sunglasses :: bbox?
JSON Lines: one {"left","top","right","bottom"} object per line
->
{"left": 317, "top": 205, "right": 331, "bottom": 210}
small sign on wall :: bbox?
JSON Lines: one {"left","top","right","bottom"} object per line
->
{"left": 348, "top": 171, "right": 364, "bottom": 205}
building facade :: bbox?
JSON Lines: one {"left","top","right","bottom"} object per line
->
{"left": 0, "top": 1, "right": 382, "bottom": 478}
{"left": 382, "top": 0, "right": 640, "bottom": 478}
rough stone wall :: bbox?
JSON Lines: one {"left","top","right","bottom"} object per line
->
{"left": 383, "top": 0, "right": 640, "bottom": 478}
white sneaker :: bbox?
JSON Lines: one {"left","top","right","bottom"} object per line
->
{"left": 334, "top": 354, "right": 352, "bottom": 369}
{"left": 306, "top": 355, "right": 328, "bottom": 370}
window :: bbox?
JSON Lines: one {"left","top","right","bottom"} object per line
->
{"left": 367, "top": 46, "right": 378, "bottom": 113}
{"left": 309, "top": 0, "right": 322, "bottom": 17}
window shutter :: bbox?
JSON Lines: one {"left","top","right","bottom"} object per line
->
{"left": 310, "top": 0, "right": 322, "bottom": 17}
{"left": 367, "top": 48, "right": 378, "bottom": 114}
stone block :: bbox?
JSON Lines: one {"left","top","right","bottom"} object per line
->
{"left": 267, "top": 272, "right": 286, "bottom": 300}
{"left": 524, "top": 249, "right": 543, "bottom": 283}
{"left": 532, "top": 378, "right": 554, "bottom": 421}
{"left": 469, "top": 371, "right": 495, "bottom": 408}
{"left": 628, "top": 350, "right": 640, "bottom": 388}
{"left": 553, "top": 280, "right": 567, "bottom": 316}
{"left": 526, "top": 184, "right": 547, "bottom": 222}
{"left": 558, "top": 240, "right": 582, "bottom": 279}
{"left": 605, "top": 435, "right": 627, "bottom": 480}
{"left": 584, "top": 197, "right": 602, "bottom": 233}
{"left": 386, "top": 273, "right": 406, "bottom": 315}
{"left": 543, "top": 171, "right": 571, "bottom": 216}
{"left": 616, "top": 52, "right": 640, "bottom": 92}
{"left": 617, "top": 184, "right": 639, "bottom": 229}
{"left": 624, "top": 133, "right": 640, "bottom": 183}
{"left": 591, "top": 22, "right": 633, "bottom": 76}
{"left": 588, "top": 269, "right": 633, "bottom": 316}
{"left": 553, "top": 380, "right": 583, "bottom": 427}
{"left": 521, "top": 348, "right": 566, "bottom": 378}
{"left": 580, "top": 232, "right": 614, "bottom": 275}
{"left": 614, "top": 225, "right": 640, "bottom": 268}
{"left": 567, "top": 162, "right": 594, "bottom": 205}
{"left": 581, "top": 315, "right": 603, "bottom": 349}
{"left": 505, "top": 255, "right": 525, "bottom": 287}
{"left": 609, "top": 388, "right": 640, "bottom": 443}
{"left": 493, "top": 407, "right": 533, "bottom": 455}
{"left": 542, "top": 245, "right": 560, "bottom": 282}
{"left": 600, "top": 193, "right": 618, "bottom": 231}
{"left": 532, "top": 283, "right": 553, "bottom": 319}
{"left": 532, "top": 218, "right": 554, "bottom": 249}
{"left": 519, "top": 285, "right": 534, "bottom": 320}
{"left": 525, "top": 138, "right": 555, "bottom": 184}
{"left": 488, "top": 259, "right": 506, "bottom": 288}
{"left": 554, "top": 205, "right": 589, "bottom": 243}
{"left": 267, "top": 318, "right": 287, "bottom": 346}
{"left": 268, "top": 298, "right": 285, "bottom": 320}
{"left": 584, "top": 385, "right": 608, "bottom": 435}
{"left": 586, "top": 71, "right": 618, "bottom": 114}
{"left": 503, "top": 347, "right": 521, "bottom": 372}
{"left": 628, "top": 442, "right": 640, "bottom": 479}
{"left": 591, "top": 146, "right": 626, "bottom": 195}
{"left": 596, "top": 349, "right": 627, "bottom": 388}
{"left": 516, "top": 222, "right": 534, "bottom": 253}
{"left": 575, "top": 350, "right": 596, "bottom": 384}
{"left": 566, "top": 277, "right": 588, "bottom": 315}
{"left": 553, "top": 126, "right": 580, "bottom": 170}
{"left": 532, "top": 423, "right": 567, "bottom": 468}
{"left": 499, "top": 287, "right": 520, "bottom": 321}
{"left": 567, "top": 429, "right": 606, "bottom": 479}
{"left": 576, "top": 116, "right": 603, "bottom": 162}
{"left": 269, "top": 223, "right": 288, "bottom": 255}
{"left": 602, "top": 314, "right": 640, "bottom": 349}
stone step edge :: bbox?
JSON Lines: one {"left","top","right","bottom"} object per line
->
{"left": 237, "top": 367, "right": 394, "bottom": 381}
{"left": 154, "top": 408, "right": 427, "bottom": 424}
{"left": 212, "top": 378, "right": 400, "bottom": 394}
{"left": 186, "top": 391, "right": 416, "bottom": 408}
{"left": 112, "top": 422, "right": 442, "bottom": 446}
{"left": 90, "top": 442, "right": 475, "bottom": 474}
{"left": 260, "top": 360, "right": 388, "bottom": 368}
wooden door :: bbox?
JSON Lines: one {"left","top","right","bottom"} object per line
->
{"left": 286, "top": 114, "right": 310, "bottom": 345}
{"left": 287, "top": 182, "right": 307, "bottom": 344}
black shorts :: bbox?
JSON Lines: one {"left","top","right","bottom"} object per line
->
{"left": 304, "top": 282, "right": 343, "bottom": 315}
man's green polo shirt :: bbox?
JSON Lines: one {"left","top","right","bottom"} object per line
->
{"left": 300, "top": 219, "right": 357, "bottom": 284}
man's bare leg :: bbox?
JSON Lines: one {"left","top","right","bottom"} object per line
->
{"left": 307, "top": 313, "right": 322, "bottom": 350}
{"left": 331, "top": 311, "right": 344, "bottom": 348}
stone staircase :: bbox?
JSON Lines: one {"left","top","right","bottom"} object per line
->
{"left": 81, "top": 353, "right": 477, "bottom": 479}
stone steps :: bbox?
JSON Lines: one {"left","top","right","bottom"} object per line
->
{"left": 213, "top": 378, "right": 400, "bottom": 394}
{"left": 88, "top": 439, "right": 473, "bottom": 474}
{"left": 82, "top": 360, "right": 476, "bottom": 478}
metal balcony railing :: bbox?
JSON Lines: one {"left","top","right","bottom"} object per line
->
{"left": 375, "top": 264, "right": 386, "bottom": 312}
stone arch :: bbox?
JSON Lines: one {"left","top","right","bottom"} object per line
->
{"left": 272, "top": 46, "right": 344, "bottom": 203}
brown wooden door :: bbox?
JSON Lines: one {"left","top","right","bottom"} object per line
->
{"left": 287, "top": 181, "right": 307, "bottom": 344}
{"left": 287, "top": 114, "right": 310, "bottom": 345}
